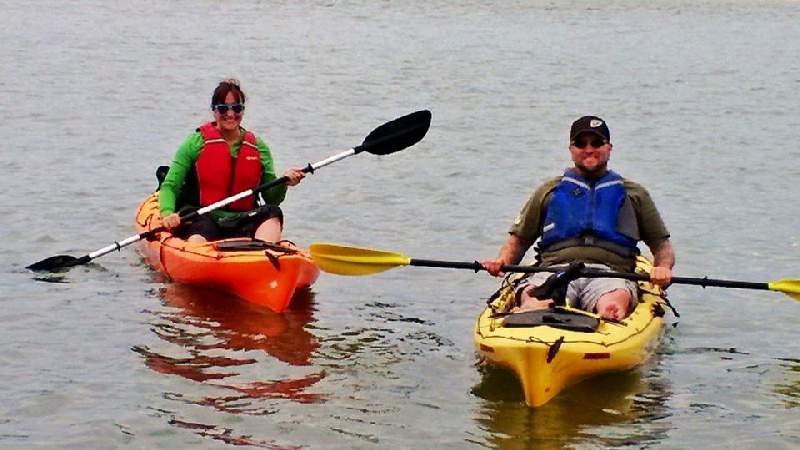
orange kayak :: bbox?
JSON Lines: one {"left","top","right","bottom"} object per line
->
{"left": 134, "top": 192, "right": 319, "bottom": 312}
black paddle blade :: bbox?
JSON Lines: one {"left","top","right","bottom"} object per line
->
{"left": 26, "top": 255, "right": 85, "bottom": 272}
{"left": 358, "top": 110, "right": 431, "bottom": 156}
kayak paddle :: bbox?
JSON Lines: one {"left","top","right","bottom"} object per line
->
{"left": 27, "top": 110, "right": 432, "bottom": 272}
{"left": 308, "top": 242, "right": 800, "bottom": 301}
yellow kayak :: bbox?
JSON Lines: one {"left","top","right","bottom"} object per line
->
{"left": 473, "top": 256, "right": 668, "bottom": 407}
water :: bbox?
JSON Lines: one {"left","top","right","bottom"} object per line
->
{"left": 2, "top": 0, "right": 799, "bottom": 448}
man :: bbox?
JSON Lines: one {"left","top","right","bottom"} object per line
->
{"left": 481, "top": 116, "right": 674, "bottom": 320}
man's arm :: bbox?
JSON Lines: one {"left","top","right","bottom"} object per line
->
{"left": 481, "top": 234, "right": 534, "bottom": 277}
{"left": 648, "top": 239, "right": 674, "bottom": 285}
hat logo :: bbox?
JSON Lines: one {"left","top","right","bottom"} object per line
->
{"left": 590, "top": 119, "right": 604, "bottom": 128}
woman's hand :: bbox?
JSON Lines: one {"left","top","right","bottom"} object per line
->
{"left": 283, "top": 167, "right": 306, "bottom": 186}
{"left": 162, "top": 212, "right": 181, "bottom": 229}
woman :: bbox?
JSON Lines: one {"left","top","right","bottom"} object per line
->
{"left": 159, "top": 79, "right": 305, "bottom": 243}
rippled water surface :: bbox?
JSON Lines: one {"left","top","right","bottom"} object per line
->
{"left": 2, "top": 0, "right": 799, "bottom": 448}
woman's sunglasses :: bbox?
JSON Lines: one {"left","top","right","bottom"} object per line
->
{"left": 571, "top": 138, "right": 606, "bottom": 149}
{"left": 213, "top": 103, "right": 245, "bottom": 114}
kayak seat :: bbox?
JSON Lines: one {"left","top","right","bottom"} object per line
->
{"left": 156, "top": 165, "right": 170, "bottom": 189}
{"left": 502, "top": 308, "right": 600, "bottom": 332}
{"left": 153, "top": 165, "right": 200, "bottom": 212}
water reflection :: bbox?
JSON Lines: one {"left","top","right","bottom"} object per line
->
{"left": 768, "top": 357, "right": 800, "bottom": 409}
{"left": 471, "top": 355, "right": 672, "bottom": 449}
{"left": 165, "top": 418, "right": 305, "bottom": 449}
{"left": 134, "top": 284, "right": 324, "bottom": 445}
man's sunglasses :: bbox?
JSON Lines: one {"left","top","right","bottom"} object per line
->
{"left": 571, "top": 138, "right": 606, "bottom": 149}
{"left": 212, "top": 103, "right": 245, "bottom": 114}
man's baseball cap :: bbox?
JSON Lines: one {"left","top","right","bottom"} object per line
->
{"left": 570, "top": 116, "right": 610, "bottom": 142}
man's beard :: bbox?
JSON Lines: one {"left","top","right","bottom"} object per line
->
{"left": 576, "top": 161, "right": 608, "bottom": 179}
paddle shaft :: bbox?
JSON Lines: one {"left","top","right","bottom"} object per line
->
{"left": 308, "top": 241, "right": 799, "bottom": 300}
{"left": 408, "top": 258, "right": 772, "bottom": 292}
{"left": 79, "top": 147, "right": 373, "bottom": 263}
{"left": 27, "top": 110, "right": 432, "bottom": 272}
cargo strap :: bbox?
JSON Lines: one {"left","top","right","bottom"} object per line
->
{"left": 215, "top": 239, "right": 297, "bottom": 253}
{"left": 214, "top": 240, "right": 299, "bottom": 272}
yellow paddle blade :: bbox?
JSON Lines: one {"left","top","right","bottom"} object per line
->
{"left": 768, "top": 278, "right": 800, "bottom": 301}
{"left": 309, "top": 242, "right": 412, "bottom": 276}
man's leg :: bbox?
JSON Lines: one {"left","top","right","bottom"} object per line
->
{"left": 592, "top": 289, "right": 632, "bottom": 320}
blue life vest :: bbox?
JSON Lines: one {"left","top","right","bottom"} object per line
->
{"left": 539, "top": 169, "right": 639, "bottom": 257}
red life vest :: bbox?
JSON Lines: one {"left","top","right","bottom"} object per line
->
{"left": 195, "top": 122, "right": 262, "bottom": 211}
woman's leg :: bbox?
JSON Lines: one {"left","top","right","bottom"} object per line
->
{"left": 178, "top": 215, "right": 219, "bottom": 243}
{"left": 254, "top": 216, "right": 282, "bottom": 242}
